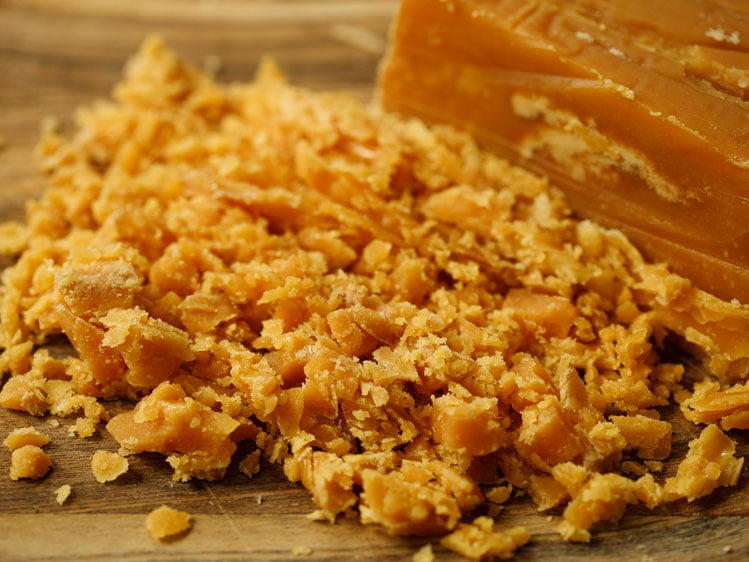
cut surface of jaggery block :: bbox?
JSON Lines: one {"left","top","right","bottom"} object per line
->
{"left": 378, "top": 0, "right": 749, "bottom": 303}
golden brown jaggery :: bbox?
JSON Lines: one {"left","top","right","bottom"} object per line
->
{"left": 91, "top": 450, "right": 130, "bottom": 483}
{"left": 4, "top": 426, "right": 50, "bottom": 450}
{"left": 10, "top": 445, "right": 52, "bottom": 481}
{"left": 145, "top": 504, "right": 192, "bottom": 540}
{"left": 0, "top": 37, "right": 748, "bottom": 559}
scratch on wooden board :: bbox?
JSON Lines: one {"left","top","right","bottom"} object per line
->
{"left": 203, "top": 482, "right": 251, "bottom": 551}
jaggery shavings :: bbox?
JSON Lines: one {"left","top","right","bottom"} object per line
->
{"left": 145, "top": 504, "right": 192, "bottom": 540}
{"left": 0, "top": 36, "right": 748, "bottom": 557}
{"left": 10, "top": 445, "right": 51, "bottom": 480}
{"left": 91, "top": 449, "right": 130, "bottom": 483}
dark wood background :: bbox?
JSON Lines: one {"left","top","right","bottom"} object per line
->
{"left": 1, "top": 1, "right": 748, "bottom": 560}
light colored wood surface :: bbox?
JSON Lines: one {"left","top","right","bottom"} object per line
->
{"left": 1, "top": 1, "right": 748, "bottom": 561}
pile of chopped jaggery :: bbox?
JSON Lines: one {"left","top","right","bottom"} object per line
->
{"left": 1, "top": 37, "right": 749, "bottom": 559}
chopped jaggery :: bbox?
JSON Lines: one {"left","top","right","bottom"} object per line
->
{"left": 145, "top": 504, "right": 192, "bottom": 540}
{"left": 91, "top": 449, "right": 130, "bottom": 483}
{"left": 0, "top": 36, "right": 748, "bottom": 559}
{"left": 10, "top": 445, "right": 51, "bottom": 480}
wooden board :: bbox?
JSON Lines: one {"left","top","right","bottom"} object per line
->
{"left": 0, "top": 1, "right": 748, "bottom": 560}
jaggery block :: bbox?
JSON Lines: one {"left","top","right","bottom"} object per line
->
{"left": 379, "top": 0, "right": 749, "bottom": 303}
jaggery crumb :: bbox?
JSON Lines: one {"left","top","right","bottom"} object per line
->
{"left": 55, "top": 484, "right": 72, "bottom": 505}
{"left": 69, "top": 417, "right": 97, "bottom": 438}
{"left": 10, "top": 445, "right": 51, "bottom": 480}
{"left": 91, "top": 450, "right": 129, "bottom": 483}
{"left": 145, "top": 504, "right": 192, "bottom": 540}
{"left": 0, "top": 36, "right": 748, "bottom": 557}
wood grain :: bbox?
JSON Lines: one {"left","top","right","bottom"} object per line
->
{"left": 1, "top": 1, "right": 748, "bottom": 561}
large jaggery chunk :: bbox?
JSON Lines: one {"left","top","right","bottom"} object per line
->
{"left": 379, "top": 0, "right": 749, "bottom": 303}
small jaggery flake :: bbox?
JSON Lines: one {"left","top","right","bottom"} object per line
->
{"left": 238, "top": 449, "right": 261, "bottom": 478}
{"left": 55, "top": 484, "right": 72, "bottom": 505}
{"left": 10, "top": 445, "right": 51, "bottom": 480}
{"left": 146, "top": 505, "right": 192, "bottom": 540}
{"left": 91, "top": 450, "right": 129, "bottom": 483}
{"left": 4, "top": 427, "right": 50, "bottom": 449}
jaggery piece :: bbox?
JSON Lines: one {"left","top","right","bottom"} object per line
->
{"left": 107, "top": 381, "right": 240, "bottom": 481}
{"left": 55, "top": 307, "right": 128, "bottom": 396}
{"left": 0, "top": 372, "right": 49, "bottom": 416}
{"left": 439, "top": 516, "right": 531, "bottom": 561}
{"left": 10, "top": 445, "right": 52, "bottom": 481}
{"left": 238, "top": 449, "right": 262, "bottom": 478}
{"left": 55, "top": 258, "right": 142, "bottom": 321}
{"left": 70, "top": 416, "right": 98, "bottom": 438}
{"left": 609, "top": 415, "right": 671, "bottom": 460}
{"left": 503, "top": 289, "right": 578, "bottom": 339}
{"left": 517, "top": 396, "right": 585, "bottom": 470}
{"left": 6, "top": 427, "right": 52, "bottom": 481}
{"left": 663, "top": 424, "right": 744, "bottom": 501}
{"left": 145, "top": 505, "right": 192, "bottom": 540}
{"left": 379, "top": 0, "right": 749, "bottom": 303}
{"left": 682, "top": 381, "right": 749, "bottom": 430}
{"left": 91, "top": 450, "right": 130, "bottom": 483}
{"left": 55, "top": 484, "right": 72, "bottom": 505}
{"left": 431, "top": 394, "right": 508, "bottom": 457}
{"left": 359, "top": 460, "right": 482, "bottom": 536}
{"left": 99, "top": 308, "right": 195, "bottom": 390}
{"left": 557, "top": 472, "right": 639, "bottom": 542}
{"left": 284, "top": 448, "right": 358, "bottom": 522}
{"left": 4, "top": 426, "right": 50, "bottom": 450}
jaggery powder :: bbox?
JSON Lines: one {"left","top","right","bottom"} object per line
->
{"left": 1, "top": 37, "right": 749, "bottom": 557}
